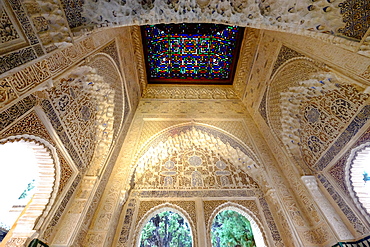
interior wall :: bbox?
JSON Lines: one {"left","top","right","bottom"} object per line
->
{"left": 246, "top": 29, "right": 370, "bottom": 243}
{"left": 0, "top": 23, "right": 141, "bottom": 246}
{"left": 1, "top": 0, "right": 370, "bottom": 246}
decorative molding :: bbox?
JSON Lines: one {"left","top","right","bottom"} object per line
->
{"left": 318, "top": 174, "right": 369, "bottom": 235}
{"left": 0, "top": 36, "right": 95, "bottom": 110}
{"left": 143, "top": 86, "right": 238, "bottom": 99}
{"left": 131, "top": 26, "right": 147, "bottom": 93}
{"left": 132, "top": 189, "right": 256, "bottom": 198}
{"left": 271, "top": 45, "right": 304, "bottom": 78}
{"left": 233, "top": 28, "right": 260, "bottom": 99}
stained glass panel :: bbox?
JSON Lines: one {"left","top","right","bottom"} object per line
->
{"left": 142, "top": 24, "right": 243, "bottom": 84}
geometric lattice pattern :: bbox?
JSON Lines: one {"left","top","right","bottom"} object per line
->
{"left": 300, "top": 85, "right": 369, "bottom": 167}
{"left": 338, "top": 0, "right": 370, "bottom": 40}
{"left": 143, "top": 24, "right": 242, "bottom": 84}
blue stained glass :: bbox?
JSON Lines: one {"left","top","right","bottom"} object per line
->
{"left": 143, "top": 24, "right": 242, "bottom": 84}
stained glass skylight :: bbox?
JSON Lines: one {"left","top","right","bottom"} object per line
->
{"left": 142, "top": 24, "right": 243, "bottom": 84}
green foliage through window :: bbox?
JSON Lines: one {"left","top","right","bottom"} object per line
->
{"left": 211, "top": 210, "right": 256, "bottom": 247}
{"left": 140, "top": 211, "right": 192, "bottom": 247}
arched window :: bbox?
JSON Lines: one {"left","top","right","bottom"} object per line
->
{"left": 346, "top": 143, "right": 370, "bottom": 219}
{"left": 211, "top": 210, "right": 256, "bottom": 247}
{"left": 0, "top": 141, "right": 38, "bottom": 242}
{"left": 208, "top": 204, "right": 266, "bottom": 247}
{"left": 139, "top": 211, "right": 192, "bottom": 247}
{"left": 0, "top": 137, "right": 59, "bottom": 246}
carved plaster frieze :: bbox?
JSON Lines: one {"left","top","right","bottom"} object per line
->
{"left": 131, "top": 26, "right": 147, "bottom": 93}
{"left": 143, "top": 86, "right": 238, "bottom": 99}
{"left": 233, "top": 28, "right": 260, "bottom": 99}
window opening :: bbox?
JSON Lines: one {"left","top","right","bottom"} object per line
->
{"left": 350, "top": 145, "right": 370, "bottom": 214}
{"left": 211, "top": 210, "right": 256, "bottom": 247}
{"left": 0, "top": 142, "right": 38, "bottom": 242}
{"left": 139, "top": 211, "right": 192, "bottom": 247}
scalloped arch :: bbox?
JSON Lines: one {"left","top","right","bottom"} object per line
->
{"left": 345, "top": 142, "right": 370, "bottom": 223}
{"left": 0, "top": 135, "right": 60, "bottom": 245}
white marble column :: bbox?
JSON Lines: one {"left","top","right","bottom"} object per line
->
{"left": 301, "top": 176, "right": 354, "bottom": 241}
{"left": 195, "top": 198, "right": 207, "bottom": 247}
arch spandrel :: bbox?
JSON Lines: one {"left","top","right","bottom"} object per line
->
{"left": 129, "top": 123, "right": 264, "bottom": 191}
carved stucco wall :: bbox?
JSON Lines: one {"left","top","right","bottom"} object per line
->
{"left": 1, "top": 1, "right": 370, "bottom": 245}
{"left": 251, "top": 30, "right": 370, "bottom": 243}
{"left": 0, "top": 0, "right": 74, "bottom": 77}
{"left": 84, "top": 93, "right": 350, "bottom": 247}
{"left": 111, "top": 119, "right": 282, "bottom": 247}
{"left": 0, "top": 24, "right": 137, "bottom": 246}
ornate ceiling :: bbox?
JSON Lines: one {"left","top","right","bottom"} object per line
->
{"left": 142, "top": 23, "right": 243, "bottom": 85}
